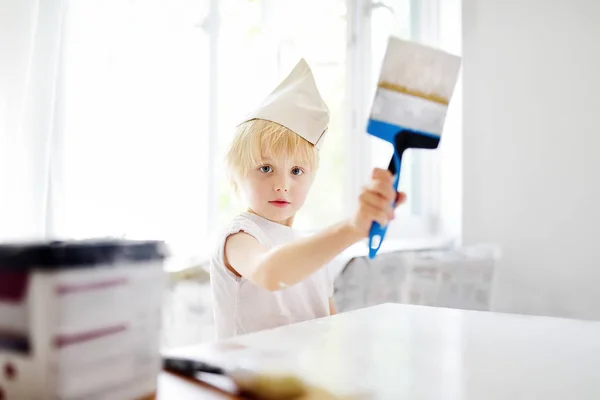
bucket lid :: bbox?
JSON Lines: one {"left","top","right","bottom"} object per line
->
{"left": 0, "top": 239, "right": 168, "bottom": 270}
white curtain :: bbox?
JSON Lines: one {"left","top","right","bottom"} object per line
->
{"left": 1, "top": 1, "right": 210, "bottom": 263}
{"left": 0, "top": 0, "right": 67, "bottom": 241}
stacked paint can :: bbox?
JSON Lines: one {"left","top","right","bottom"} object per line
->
{"left": 0, "top": 240, "right": 168, "bottom": 399}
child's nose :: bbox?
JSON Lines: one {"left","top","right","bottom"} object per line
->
{"left": 273, "top": 176, "right": 290, "bottom": 192}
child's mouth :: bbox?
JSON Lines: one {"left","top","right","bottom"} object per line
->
{"left": 269, "top": 200, "right": 290, "bottom": 208}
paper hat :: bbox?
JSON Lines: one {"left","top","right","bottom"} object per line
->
{"left": 239, "top": 59, "right": 330, "bottom": 149}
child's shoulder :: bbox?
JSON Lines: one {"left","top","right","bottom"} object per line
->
{"left": 210, "top": 213, "right": 261, "bottom": 261}
{"left": 218, "top": 212, "right": 269, "bottom": 244}
{"left": 227, "top": 212, "right": 261, "bottom": 231}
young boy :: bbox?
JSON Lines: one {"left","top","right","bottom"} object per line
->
{"left": 210, "top": 59, "right": 405, "bottom": 340}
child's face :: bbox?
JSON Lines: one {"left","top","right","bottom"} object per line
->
{"left": 239, "top": 154, "right": 316, "bottom": 226}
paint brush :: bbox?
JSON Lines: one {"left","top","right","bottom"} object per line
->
{"left": 366, "top": 36, "right": 461, "bottom": 258}
{"left": 163, "top": 356, "right": 307, "bottom": 399}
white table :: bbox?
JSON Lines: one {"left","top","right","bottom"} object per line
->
{"left": 158, "top": 303, "right": 600, "bottom": 399}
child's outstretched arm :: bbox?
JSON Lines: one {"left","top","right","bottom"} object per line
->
{"left": 224, "top": 168, "right": 406, "bottom": 291}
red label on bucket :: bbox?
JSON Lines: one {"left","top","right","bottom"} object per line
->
{"left": 0, "top": 272, "right": 29, "bottom": 302}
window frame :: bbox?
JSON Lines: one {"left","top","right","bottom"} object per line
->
{"left": 203, "top": 0, "right": 445, "bottom": 240}
{"left": 46, "top": 0, "right": 453, "bottom": 268}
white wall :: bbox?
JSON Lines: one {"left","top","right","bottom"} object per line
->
{"left": 462, "top": 0, "right": 600, "bottom": 320}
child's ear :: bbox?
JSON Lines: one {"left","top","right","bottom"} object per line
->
{"left": 231, "top": 178, "right": 244, "bottom": 200}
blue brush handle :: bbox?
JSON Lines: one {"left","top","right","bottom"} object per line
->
{"left": 368, "top": 150, "right": 401, "bottom": 259}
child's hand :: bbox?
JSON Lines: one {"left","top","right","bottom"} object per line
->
{"left": 348, "top": 168, "right": 406, "bottom": 238}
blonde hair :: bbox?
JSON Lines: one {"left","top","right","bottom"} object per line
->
{"left": 226, "top": 119, "right": 319, "bottom": 192}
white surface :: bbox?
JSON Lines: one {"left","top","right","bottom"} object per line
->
{"left": 438, "top": 0, "right": 463, "bottom": 244}
{"left": 462, "top": 0, "right": 600, "bottom": 319}
{"left": 167, "top": 303, "right": 600, "bottom": 399}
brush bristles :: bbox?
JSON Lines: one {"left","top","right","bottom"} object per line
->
{"left": 377, "top": 81, "right": 449, "bottom": 105}
{"left": 230, "top": 368, "right": 307, "bottom": 399}
{"left": 379, "top": 37, "right": 461, "bottom": 102}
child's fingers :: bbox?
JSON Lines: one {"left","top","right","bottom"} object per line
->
{"left": 395, "top": 192, "right": 407, "bottom": 207}
{"left": 371, "top": 168, "right": 394, "bottom": 182}
{"left": 359, "top": 189, "right": 391, "bottom": 210}
{"left": 369, "top": 179, "right": 396, "bottom": 202}
{"left": 360, "top": 191, "right": 395, "bottom": 219}
{"left": 363, "top": 203, "right": 391, "bottom": 227}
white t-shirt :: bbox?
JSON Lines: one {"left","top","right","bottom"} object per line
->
{"left": 209, "top": 212, "right": 333, "bottom": 340}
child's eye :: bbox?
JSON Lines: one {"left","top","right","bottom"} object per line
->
{"left": 260, "top": 165, "right": 273, "bottom": 173}
{"left": 291, "top": 167, "right": 304, "bottom": 176}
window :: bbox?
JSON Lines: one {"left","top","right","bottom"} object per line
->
{"left": 358, "top": 0, "right": 451, "bottom": 240}
{"left": 50, "top": 0, "right": 453, "bottom": 265}
{"left": 214, "top": 0, "right": 446, "bottom": 239}
{"left": 214, "top": 0, "right": 348, "bottom": 232}
{"left": 58, "top": 0, "right": 211, "bottom": 260}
